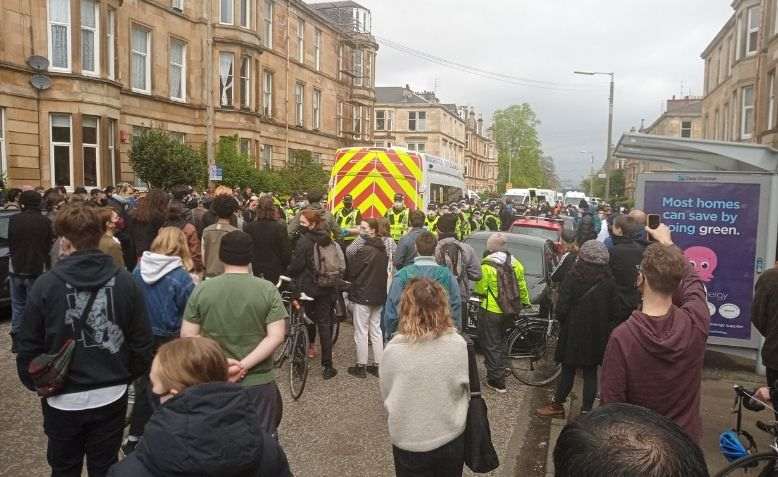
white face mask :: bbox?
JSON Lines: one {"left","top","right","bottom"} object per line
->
{"left": 394, "top": 202, "right": 403, "bottom": 209}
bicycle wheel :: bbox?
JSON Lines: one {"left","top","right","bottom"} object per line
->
{"left": 715, "top": 452, "right": 778, "bottom": 476}
{"left": 289, "top": 326, "right": 310, "bottom": 400}
{"left": 508, "top": 320, "right": 561, "bottom": 386}
{"left": 273, "top": 317, "right": 292, "bottom": 367}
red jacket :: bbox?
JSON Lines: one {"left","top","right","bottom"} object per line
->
{"left": 600, "top": 270, "right": 709, "bottom": 443}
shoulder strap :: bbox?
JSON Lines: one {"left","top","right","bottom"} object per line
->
{"left": 466, "top": 337, "right": 481, "bottom": 395}
{"left": 74, "top": 290, "right": 99, "bottom": 338}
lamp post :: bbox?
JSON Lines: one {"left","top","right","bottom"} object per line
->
{"left": 574, "top": 70, "right": 615, "bottom": 202}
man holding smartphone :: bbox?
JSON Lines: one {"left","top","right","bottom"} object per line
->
{"left": 601, "top": 223, "right": 710, "bottom": 444}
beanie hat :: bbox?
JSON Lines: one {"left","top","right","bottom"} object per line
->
{"left": 20, "top": 190, "right": 42, "bottom": 209}
{"left": 219, "top": 231, "right": 253, "bottom": 266}
{"left": 579, "top": 240, "right": 609, "bottom": 265}
{"left": 437, "top": 213, "right": 458, "bottom": 234}
{"left": 486, "top": 232, "right": 507, "bottom": 252}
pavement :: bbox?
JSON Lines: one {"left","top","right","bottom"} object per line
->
{"left": 0, "top": 318, "right": 550, "bottom": 477}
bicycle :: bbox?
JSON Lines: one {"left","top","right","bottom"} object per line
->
{"left": 465, "top": 296, "right": 561, "bottom": 387}
{"left": 273, "top": 275, "right": 313, "bottom": 400}
{"left": 715, "top": 385, "right": 778, "bottom": 476}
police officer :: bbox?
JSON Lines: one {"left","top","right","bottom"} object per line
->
{"left": 469, "top": 208, "right": 483, "bottom": 232}
{"left": 425, "top": 203, "right": 440, "bottom": 233}
{"left": 385, "top": 193, "right": 410, "bottom": 242}
{"left": 334, "top": 194, "right": 361, "bottom": 252}
{"left": 452, "top": 202, "right": 471, "bottom": 240}
{"left": 483, "top": 204, "right": 501, "bottom": 231}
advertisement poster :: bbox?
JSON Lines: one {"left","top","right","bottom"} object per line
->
{"left": 643, "top": 181, "right": 761, "bottom": 340}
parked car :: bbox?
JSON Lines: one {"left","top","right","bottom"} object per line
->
{"left": 510, "top": 217, "right": 564, "bottom": 254}
{"left": 0, "top": 209, "right": 20, "bottom": 313}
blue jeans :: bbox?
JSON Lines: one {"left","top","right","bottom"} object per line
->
{"left": 10, "top": 275, "right": 36, "bottom": 335}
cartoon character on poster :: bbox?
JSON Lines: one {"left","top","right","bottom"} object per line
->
{"left": 684, "top": 246, "right": 718, "bottom": 283}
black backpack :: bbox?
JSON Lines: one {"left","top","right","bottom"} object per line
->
{"left": 483, "top": 253, "right": 523, "bottom": 315}
{"left": 437, "top": 242, "right": 467, "bottom": 290}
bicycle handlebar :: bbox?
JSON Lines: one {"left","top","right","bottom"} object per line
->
{"left": 276, "top": 275, "right": 292, "bottom": 289}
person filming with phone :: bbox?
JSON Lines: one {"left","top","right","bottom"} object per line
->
{"left": 600, "top": 222, "right": 710, "bottom": 444}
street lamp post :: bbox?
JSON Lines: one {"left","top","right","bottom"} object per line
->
{"left": 574, "top": 70, "right": 615, "bottom": 202}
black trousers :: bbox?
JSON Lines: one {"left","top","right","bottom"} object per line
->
{"left": 42, "top": 393, "right": 127, "bottom": 477}
{"left": 128, "top": 335, "right": 174, "bottom": 437}
{"left": 244, "top": 381, "right": 284, "bottom": 439}
{"left": 554, "top": 364, "right": 598, "bottom": 412}
{"left": 767, "top": 367, "right": 778, "bottom": 420}
{"left": 477, "top": 310, "right": 512, "bottom": 385}
{"left": 392, "top": 432, "right": 465, "bottom": 477}
{"left": 305, "top": 293, "right": 336, "bottom": 366}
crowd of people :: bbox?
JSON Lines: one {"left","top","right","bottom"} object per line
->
{"left": 2, "top": 180, "right": 765, "bottom": 476}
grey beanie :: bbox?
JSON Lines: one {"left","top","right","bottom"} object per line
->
{"left": 578, "top": 240, "right": 609, "bottom": 265}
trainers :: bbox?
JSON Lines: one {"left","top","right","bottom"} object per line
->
{"left": 347, "top": 364, "right": 367, "bottom": 378}
{"left": 307, "top": 344, "right": 317, "bottom": 359}
{"left": 486, "top": 379, "right": 507, "bottom": 393}
{"left": 535, "top": 402, "right": 565, "bottom": 418}
{"left": 322, "top": 366, "right": 338, "bottom": 380}
{"left": 121, "top": 437, "right": 140, "bottom": 456}
{"left": 366, "top": 364, "right": 379, "bottom": 377}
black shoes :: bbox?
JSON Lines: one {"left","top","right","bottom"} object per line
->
{"left": 322, "top": 366, "right": 338, "bottom": 380}
{"left": 121, "top": 437, "right": 140, "bottom": 456}
{"left": 366, "top": 364, "right": 379, "bottom": 377}
{"left": 486, "top": 379, "right": 507, "bottom": 394}
{"left": 347, "top": 364, "right": 367, "bottom": 378}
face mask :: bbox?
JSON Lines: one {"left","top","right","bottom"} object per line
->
{"left": 360, "top": 233, "right": 371, "bottom": 240}
{"left": 394, "top": 202, "right": 403, "bottom": 209}
{"left": 344, "top": 202, "right": 352, "bottom": 209}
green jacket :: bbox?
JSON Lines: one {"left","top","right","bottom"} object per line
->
{"left": 474, "top": 252, "right": 531, "bottom": 314}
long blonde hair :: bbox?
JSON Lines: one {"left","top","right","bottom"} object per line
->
{"left": 398, "top": 278, "right": 454, "bottom": 341}
{"left": 150, "top": 226, "right": 194, "bottom": 271}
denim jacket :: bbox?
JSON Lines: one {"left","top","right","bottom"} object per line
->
{"left": 132, "top": 252, "right": 195, "bottom": 337}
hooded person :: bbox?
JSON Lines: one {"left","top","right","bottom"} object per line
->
{"left": 16, "top": 204, "right": 153, "bottom": 477}
{"left": 124, "top": 227, "right": 197, "bottom": 451}
{"left": 600, "top": 224, "right": 709, "bottom": 444}
{"left": 286, "top": 190, "right": 338, "bottom": 237}
{"left": 434, "top": 213, "right": 481, "bottom": 310}
{"left": 108, "top": 337, "right": 290, "bottom": 477}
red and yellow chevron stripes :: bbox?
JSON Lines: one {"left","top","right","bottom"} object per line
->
{"left": 328, "top": 147, "right": 422, "bottom": 219}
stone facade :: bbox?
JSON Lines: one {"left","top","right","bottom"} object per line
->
{"left": 623, "top": 97, "right": 703, "bottom": 199}
{"left": 0, "top": 0, "right": 376, "bottom": 188}
{"left": 373, "top": 86, "right": 497, "bottom": 193}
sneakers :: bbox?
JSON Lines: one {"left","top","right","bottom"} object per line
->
{"left": 486, "top": 379, "right": 507, "bottom": 394}
{"left": 322, "top": 365, "right": 338, "bottom": 380}
{"left": 535, "top": 402, "right": 565, "bottom": 418}
{"left": 307, "top": 344, "right": 317, "bottom": 359}
{"left": 347, "top": 364, "right": 367, "bottom": 378}
{"left": 366, "top": 364, "right": 379, "bottom": 378}
{"left": 121, "top": 437, "right": 140, "bottom": 456}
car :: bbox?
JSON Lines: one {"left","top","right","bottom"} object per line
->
{"left": 0, "top": 209, "right": 20, "bottom": 313}
{"left": 510, "top": 216, "right": 564, "bottom": 254}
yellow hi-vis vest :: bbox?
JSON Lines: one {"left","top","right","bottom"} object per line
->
{"left": 386, "top": 208, "right": 409, "bottom": 241}
{"left": 336, "top": 208, "right": 360, "bottom": 242}
{"left": 425, "top": 215, "right": 439, "bottom": 233}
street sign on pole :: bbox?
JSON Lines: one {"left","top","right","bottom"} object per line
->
{"left": 209, "top": 165, "right": 223, "bottom": 181}
{"left": 598, "top": 173, "right": 607, "bottom": 179}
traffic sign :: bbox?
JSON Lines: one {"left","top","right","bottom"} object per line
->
{"left": 209, "top": 165, "right": 223, "bottom": 181}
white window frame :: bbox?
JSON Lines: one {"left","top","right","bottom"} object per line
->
{"left": 0, "top": 108, "right": 5, "bottom": 175}
{"left": 169, "top": 38, "right": 187, "bottom": 102}
{"left": 747, "top": 6, "right": 761, "bottom": 56}
{"left": 171, "top": 0, "right": 183, "bottom": 12}
{"left": 770, "top": 71, "right": 776, "bottom": 130}
{"left": 262, "top": 70, "right": 273, "bottom": 117}
{"left": 407, "top": 143, "right": 425, "bottom": 153}
{"left": 353, "top": 48, "right": 363, "bottom": 87}
{"left": 338, "top": 44, "right": 343, "bottom": 81}
{"left": 240, "top": 0, "right": 250, "bottom": 28}
{"left": 108, "top": 118, "right": 117, "bottom": 185}
{"left": 681, "top": 120, "right": 692, "bottom": 138}
{"left": 295, "top": 82, "right": 304, "bottom": 127}
{"left": 131, "top": 26, "right": 151, "bottom": 94}
{"left": 82, "top": 116, "right": 100, "bottom": 188}
{"left": 409, "top": 111, "right": 426, "bottom": 131}
{"left": 737, "top": 13, "right": 744, "bottom": 60}
{"left": 81, "top": 0, "right": 100, "bottom": 76}
{"left": 338, "top": 101, "right": 344, "bottom": 137}
{"left": 240, "top": 56, "right": 251, "bottom": 109}
{"left": 219, "top": 52, "right": 235, "bottom": 107}
{"left": 312, "top": 88, "right": 321, "bottom": 130}
{"left": 220, "top": 0, "right": 234, "bottom": 24}
{"left": 314, "top": 29, "right": 321, "bottom": 71}
{"left": 48, "top": 0, "right": 72, "bottom": 73}
{"left": 263, "top": 0, "right": 273, "bottom": 48}
{"left": 742, "top": 85, "right": 755, "bottom": 139}
{"left": 375, "top": 110, "right": 385, "bottom": 131}
{"left": 261, "top": 144, "right": 272, "bottom": 169}
{"left": 353, "top": 105, "right": 362, "bottom": 140}
{"left": 239, "top": 138, "right": 251, "bottom": 158}
{"left": 107, "top": 9, "right": 116, "bottom": 80}
{"left": 50, "top": 113, "right": 74, "bottom": 188}
{"left": 297, "top": 18, "right": 305, "bottom": 63}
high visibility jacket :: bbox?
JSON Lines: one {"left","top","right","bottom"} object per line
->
{"left": 483, "top": 213, "right": 501, "bottom": 231}
{"left": 284, "top": 207, "right": 297, "bottom": 223}
{"left": 425, "top": 215, "right": 439, "bottom": 233}
{"left": 469, "top": 217, "right": 482, "bottom": 232}
{"left": 474, "top": 253, "right": 531, "bottom": 314}
{"left": 456, "top": 214, "right": 471, "bottom": 240}
{"left": 385, "top": 208, "right": 409, "bottom": 241}
{"left": 335, "top": 207, "right": 361, "bottom": 242}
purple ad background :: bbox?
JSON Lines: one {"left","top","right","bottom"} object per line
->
{"left": 643, "top": 181, "right": 760, "bottom": 340}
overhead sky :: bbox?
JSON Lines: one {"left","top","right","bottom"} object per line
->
{"left": 352, "top": 0, "right": 733, "bottom": 187}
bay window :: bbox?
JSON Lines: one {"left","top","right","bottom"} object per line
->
{"left": 48, "top": 0, "right": 71, "bottom": 71}
{"left": 82, "top": 116, "right": 99, "bottom": 187}
{"left": 50, "top": 114, "right": 73, "bottom": 187}
{"left": 81, "top": 0, "right": 99, "bottom": 75}
{"left": 219, "top": 52, "right": 234, "bottom": 107}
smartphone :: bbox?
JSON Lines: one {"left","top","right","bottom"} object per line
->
{"left": 647, "top": 214, "right": 660, "bottom": 234}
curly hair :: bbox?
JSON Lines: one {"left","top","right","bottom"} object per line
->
{"left": 398, "top": 278, "right": 454, "bottom": 341}
{"left": 641, "top": 243, "right": 687, "bottom": 295}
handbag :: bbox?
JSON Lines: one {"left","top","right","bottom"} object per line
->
{"left": 28, "top": 289, "right": 99, "bottom": 398}
{"left": 463, "top": 337, "right": 500, "bottom": 473}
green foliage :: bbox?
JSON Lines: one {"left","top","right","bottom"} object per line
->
{"left": 215, "top": 136, "right": 263, "bottom": 189}
{"left": 273, "top": 151, "right": 329, "bottom": 196}
{"left": 130, "top": 130, "right": 207, "bottom": 189}
{"left": 493, "top": 104, "right": 557, "bottom": 191}
{"left": 580, "top": 168, "right": 626, "bottom": 205}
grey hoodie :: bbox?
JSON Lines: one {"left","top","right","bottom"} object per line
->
{"left": 434, "top": 237, "right": 482, "bottom": 302}
{"left": 139, "top": 252, "right": 184, "bottom": 285}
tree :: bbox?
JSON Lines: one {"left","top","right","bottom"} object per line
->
{"left": 580, "top": 169, "right": 626, "bottom": 203}
{"left": 492, "top": 104, "right": 547, "bottom": 191}
{"left": 274, "top": 150, "right": 329, "bottom": 196}
{"left": 540, "top": 156, "right": 560, "bottom": 190}
{"left": 130, "top": 130, "right": 207, "bottom": 189}
{"left": 215, "top": 136, "right": 264, "bottom": 190}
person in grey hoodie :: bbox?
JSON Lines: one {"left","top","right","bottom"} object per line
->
{"left": 434, "top": 213, "right": 482, "bottom": 307}
{"left": 125, "top": 226, "right": 196, "bottom": 452}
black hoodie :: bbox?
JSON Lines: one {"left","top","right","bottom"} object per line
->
{"left": 347, "top": 236, "right": 388, "bottom": 306}
{"left": 609, "top": 234, "right": 650, "bottom": 323}
{"left": 108, "top": 382, "right": 290, "bottom": 477}
{"left": 16, "top": 250, "right": 153, "bottom": 394}
{"left": 287, "top": 226, "right": 336, "bottom": 298}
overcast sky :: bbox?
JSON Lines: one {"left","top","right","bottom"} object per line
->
{"left": 356, "top": 0, "right": 733, "bottom": 187}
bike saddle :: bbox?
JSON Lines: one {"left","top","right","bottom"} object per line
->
{"left": 298, "top": 292, "right": 315, "bottom": 302}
